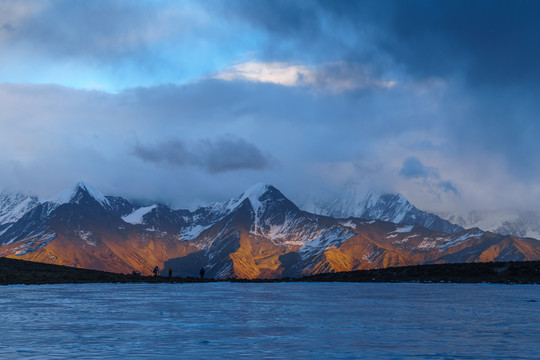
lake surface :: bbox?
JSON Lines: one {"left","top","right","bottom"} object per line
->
{"left": 1, "top": 282, "right": 539, "bottom": 359}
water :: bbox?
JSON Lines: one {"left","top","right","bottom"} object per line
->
{"left": 0, "top": 283, "right": 539, "bottom": 359}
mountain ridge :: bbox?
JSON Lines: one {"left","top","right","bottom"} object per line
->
{"left": 300, "top": 190, "right": 463, "bottom": 234}
{"left": 441, "top": 209, "right": 540, "bottom": 240}
{"left": 0, "top": 182, "right": 539, "bottom": 279}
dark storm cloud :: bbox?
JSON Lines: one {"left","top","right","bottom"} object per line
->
{"left": 226, "top": 0, "right": 540, "bottom": 88}
{"left": 219, "top": 0, "right": 386, "bottom": 66}
{"left": 8, "top": 1, "right": 540, "bottom": 90}
{"left": 133, "top": 136, "right": 271, "bottom": 173}
{"left": 196, "top": 137, "right": 271, "bottom": 174}
{"left": 133, "top": 139, "right": 190, "bottom": 166}
{"left": 381, "top": 0, "right": 540, "bottom": 88}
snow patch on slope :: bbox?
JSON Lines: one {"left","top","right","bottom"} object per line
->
{"left": 438, "top": 232, "right": 485, "bottom": 250}
{"left": 394, "top": 225, "right": 413, "bottom": 233}
{"left": 122, "top": 205, "right": 157, "bottom": 225}
{"left": 339, "top": 220, "right": 357, "bottom": 229}
{"left": 10, "top": 231, "right": 57, "bottom": 256}
{"left": 180, "top": 224, "right": 212, "bottom": 241}
{"left": 77, "top": 230, "right": 96, "bottom": 246}
{"left": 298, "top": 227, "right": 355, "bottom": 259}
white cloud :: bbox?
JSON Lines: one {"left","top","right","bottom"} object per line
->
{"left": 214, "top": 61, "right": 396, "bottom": 93}
{"left": 215, "top": 61, "right": 312, "bottom": 86}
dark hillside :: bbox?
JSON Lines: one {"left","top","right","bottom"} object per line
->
{"left": 302, "top": 261, "right": 540, "bottom": 284}
{"left": 2, "top": 257, "right": 540, "bottom": 285}
{"left": 0, "top": 257, "right": 209, "bottom": 285}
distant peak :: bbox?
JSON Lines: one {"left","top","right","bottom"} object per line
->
{"left": 74, "top": 181, "right": 90, "bottom": 189}
{"left": 242, "top": 183, "right": 274, "bottom": 197}
{"left": 49, "top": 181, "right": 110, "bottom": 207}
{"left": 217, "top": 183, "right": 290, "bottom": 215}
{"left": 379, "top": 193, "right": 410, "bottom": 204}
{"left": 396, "top": 193, "right": 409, "bottom": 204}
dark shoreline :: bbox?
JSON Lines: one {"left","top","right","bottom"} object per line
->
{"left": 1, "top": 257, "right": 539, "bottom": 285}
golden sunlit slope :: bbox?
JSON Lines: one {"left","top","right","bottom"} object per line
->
{"left": 2, "top": 219, "right": 540, "bottom": 279}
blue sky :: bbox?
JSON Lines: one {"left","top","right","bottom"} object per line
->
{"left": 1, "top": 0, "right": 540, "bottom": 213}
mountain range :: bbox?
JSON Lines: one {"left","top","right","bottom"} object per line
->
{"left": 300, "top": 187, "right": 540, "bottom": 240}
{"left": 300, "top": 190, "right": 463, "bottom": 234}
{"left": 441, "top": 210, "right": 540, "bottom": 240}
{"left": 0, "top": 182, "right": 539, "bottom": 278}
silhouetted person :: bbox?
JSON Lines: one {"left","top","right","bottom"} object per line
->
{"left": 153, "top": 266, "right": 160, "bottom": 277}
{"left": 200, "top": 267, "right": 205, "bottom": 279}
{"left": 168, "top": 267, "right": 173, "bottom": 279}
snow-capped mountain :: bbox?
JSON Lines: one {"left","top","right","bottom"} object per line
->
{"left": 0, "top": 182, "right": 539, "bottom": 278}
{"left": 0, "top": 192, "right": 39, "bottom": 227}
{"left": 301, "top": 190, "right": 463, "bottom": 234}
{"left": 0, "top": 192, "right": 40, "bottom": 242}
{"left": 48, "top": 181, "right": 111, "bottom": 207}
{"left": 0, "top": 182, "right": 119, "bottom": 254}
{"left": 442, "top": 210, "right": 540, "bottom": 240}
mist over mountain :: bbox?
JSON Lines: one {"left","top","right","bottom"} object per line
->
{"left": 300, "top": 187, "right": 463, "bottom": 234}
{"left": 440, "top": 210, "right": 540, "bottom": 240}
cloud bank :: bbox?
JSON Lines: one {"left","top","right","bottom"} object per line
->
{"left": 0, "top": 1, "right": 539, "bottom": 215}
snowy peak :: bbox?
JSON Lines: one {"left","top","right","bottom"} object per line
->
{"left": 242, "top": 183, "right": 274, "bottom": 211}
{"left": 362, "top": 193, "right": 415, "bottom": 223}
{"left": 239, "top": 183, "right": 291, "bottom": 213}
{"left": 305, "top": 190, "right": 413, "bottom": 221}
{"left": 301, "top": 188, "right": 462, "bottom": 234}
{"left": 198, "top": 184, "right": 295, "bottom": 219}
{"left": 229, "top": 183, "right": 298, "bottom": 219}
{"left": 48, "top": 181, "right": 110, "bottom": 208}
{"left": 224, "top": 183, "right": 274, "bottom": 211}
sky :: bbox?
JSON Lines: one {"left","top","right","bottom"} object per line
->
{"left": 1, "top": 0, "right": 540, "bottom": 214}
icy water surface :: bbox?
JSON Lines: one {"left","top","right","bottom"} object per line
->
{"left": 1, "top": 283, "right": 539, "bottom": 359}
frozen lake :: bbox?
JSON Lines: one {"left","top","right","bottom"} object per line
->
{"left": 1, "top": 282, "right": 539, "bottom": 359}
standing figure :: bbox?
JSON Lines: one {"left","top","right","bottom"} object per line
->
{"left": 200, "top": 267, "right": 205, "bottom": 279}
{"left": 153, "top": 266, "right": 160, "bottom": 277}
{"left": 168, "top": 267, "right": 173, "bottom": 279}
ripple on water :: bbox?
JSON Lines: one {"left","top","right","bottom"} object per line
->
{"left": 0, "top": 282, "right": 539, "bottom": 359}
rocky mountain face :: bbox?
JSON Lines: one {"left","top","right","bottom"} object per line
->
{"left": 0, "top": 182, "right": 539, "bottom": 279}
